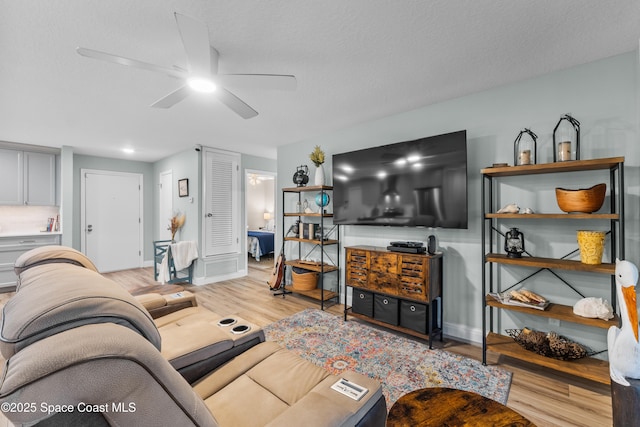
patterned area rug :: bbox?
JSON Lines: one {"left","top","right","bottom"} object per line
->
{"left": 263, "top": 309, "right": 512, "bottom": 408}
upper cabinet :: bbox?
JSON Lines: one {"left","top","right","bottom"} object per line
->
{"left": 0, "top": 148, "right": 57, "bottom": 206}
{"left": 0, "top": 149, "right": 23, "bottom": 205}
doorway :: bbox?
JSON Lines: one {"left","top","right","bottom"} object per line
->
{"left": 80, "top": 169, "right": 143, "bottom": 272}
{"left": 245, "top": 169, "right": 276, "bottom": 268}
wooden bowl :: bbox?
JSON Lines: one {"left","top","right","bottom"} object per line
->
{"left": 555, "top": 183, "right": 606, "bottom": 213}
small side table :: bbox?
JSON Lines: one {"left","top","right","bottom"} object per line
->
{"left": 387, "top": 387, "right": 535, "bottom": 426}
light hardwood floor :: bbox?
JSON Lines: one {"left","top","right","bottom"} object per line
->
{"left": 0, "top": 260, "right": 613, "bottom": 427}
{"left": 105, "top": 262, "right": 612, "bottom": 427}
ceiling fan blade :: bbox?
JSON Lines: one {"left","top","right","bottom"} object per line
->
{"left": 217, "top": 74, "right": 297, "bottom": 91}
{"left": 151, "top": 85, "right": 191, "bottom": 108}
{"left": 216, "top": 88, "right": 258, "bottom": 119}
{"left": 174, "top": 13, "right": 211, "bottom": 77}
{"left": 76, "top": 47, "right": 187, "bottom": 79}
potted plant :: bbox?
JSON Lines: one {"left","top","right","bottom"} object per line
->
{"left": 309, "top": 145, "right": 325, "bottom": 186}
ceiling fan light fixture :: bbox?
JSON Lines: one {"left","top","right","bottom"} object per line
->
{"left": 187, "top": 77, "right": 217, "bottom": 93}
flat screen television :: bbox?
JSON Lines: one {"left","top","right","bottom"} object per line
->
{"left": 332, "top": 130, "right": 468, "bottom": 228}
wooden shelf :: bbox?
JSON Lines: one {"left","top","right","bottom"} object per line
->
{"left": 485, "top": 213, "right": 618, "bottom": 220}
{"left": 284, "top": 237, "right": 338, "bottom": 245}
{"left": 485, "top": 253, "right": 615, "bottom": 274}
{"left": 486, "top": 332, "right": 610, "bottom": 384}
{"left": 485, "top": 296, "right": 619, "bottom": 329}
{"left": 282, "top": 185, "right": 333, "bottom": 192}
{"left": 285, "top": 259, "right": 339, "bottom": 273}
{"left": 348, "top": 309, "right": 442, "bottom": 343}
{"left": 284, "top": 286, "right": 338, "bottom": 301}
{"left": 481, "top": 156, "right": 624, "bottom": 177}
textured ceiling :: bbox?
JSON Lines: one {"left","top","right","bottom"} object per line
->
{"left": 1, "top": 1, "right": 639, "bottom": 162}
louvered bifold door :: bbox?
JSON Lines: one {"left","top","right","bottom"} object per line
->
{"left": 203, "top": 149, "right": 240, "bottom": 256}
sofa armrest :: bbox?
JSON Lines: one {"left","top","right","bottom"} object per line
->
{"left": 135, "top": 291, "right": 198, "bottom": 319}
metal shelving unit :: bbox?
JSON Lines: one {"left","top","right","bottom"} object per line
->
{"left": 279, "top": 185, "right": 339, "bottom": 310}
{"left": 481, "top": 157, "right": 625, "bottom": 384}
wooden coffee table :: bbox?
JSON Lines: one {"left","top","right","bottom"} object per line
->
{"left": 387, "top": 387, "right": 535, "bottom": 426}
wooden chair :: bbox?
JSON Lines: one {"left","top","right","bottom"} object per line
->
{"left": 153, "top": 240, "right": 175, "bottom": 282}
{"left": 153, "top": 240, "right": 194, "bottom": 284}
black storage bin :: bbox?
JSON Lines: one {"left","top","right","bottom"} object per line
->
{"left": 399, "top": 300, "right": 438, "bottom": 334}
{"left": 352, "top": 289, "right": 374, "bottom": 317}
{"left": 374, "top": 294, "right": 399, "bottom": 325}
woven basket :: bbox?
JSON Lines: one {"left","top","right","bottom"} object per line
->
{"left": 292, "top": 267, "right": 319, "bottom": 291}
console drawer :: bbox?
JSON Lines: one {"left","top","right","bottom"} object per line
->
{"left": 369, "top": 253, "right": 398, "bottom": 274}
{"left": 399, "top": 300, "right": 438, "bottom": 334}
{"left": 351, "top": 289, "right": 374, "bottom": 317}
{"left": 367, "top": 272, "right": 398, "bottom": 294}
{"left": 373, "top": 294, "right": 399, "bottom": 325}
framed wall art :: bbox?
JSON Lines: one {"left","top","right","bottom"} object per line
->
{"left": 178, "top": 178, "right": 189, "bottom": 197}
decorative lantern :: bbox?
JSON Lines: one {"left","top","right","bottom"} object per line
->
{"left": 553, "top": 114, "right": 580, "bottom": 162}
{"left": 504, "top": 227, "right": 525, "bottom": 258}
{"left": 293, "top": 165, "right": 309, "bottom": 187}
{"left": 513, "top": 128, "right": 537, "bottom": 166}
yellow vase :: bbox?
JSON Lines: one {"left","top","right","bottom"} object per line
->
{"left": 577, "top": 230, "right": 606, "bottom": 265}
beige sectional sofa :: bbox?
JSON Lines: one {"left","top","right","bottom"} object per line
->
{"left": 0, "top": 246, "right": 386, "bottom": 426}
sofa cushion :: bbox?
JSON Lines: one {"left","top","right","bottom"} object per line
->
{"left": 13, "top": 245, "right": 98, "bottom": 278}
{"left": 0, "top": 263, "right": 160, "bottom": 358}
{"left": 204, "top": 375, "right": 290, "bottom": 426}
{"left": 136, "top": 292, "right": 169, "bottom": 311}
{"left": 195, "top": 341, "right": 384, "bottom": 427}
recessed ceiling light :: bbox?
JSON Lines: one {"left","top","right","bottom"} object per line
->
{"left": 187, "top": 77, "right": 217, "bottom": 93}
{"left": 122, "top": 148, "right": 135, "bottom": 154}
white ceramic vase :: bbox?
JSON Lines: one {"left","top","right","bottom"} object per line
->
{"left": 314, "top": 164, "right": 325, "bottom": 186}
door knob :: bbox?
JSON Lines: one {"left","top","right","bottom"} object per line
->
{"left": 87, "top": 224, "right": 93, "bottom": 232}
{"left": 206, "top": 213, "right": 213, "bottom": 218}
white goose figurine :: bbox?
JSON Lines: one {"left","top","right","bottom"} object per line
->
{"left": 608, "top": 259, "right": 640, "bottom": 386}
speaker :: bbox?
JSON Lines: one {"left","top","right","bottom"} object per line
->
{"left": 427, "top": 235, "right": 436, "bottom": 254}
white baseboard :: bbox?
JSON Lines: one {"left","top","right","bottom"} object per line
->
{"left": 192, "top": 269, "right": 247, "bottom": 286}
{"left": 443, "top": 321, "right": 483, "bottom": 345}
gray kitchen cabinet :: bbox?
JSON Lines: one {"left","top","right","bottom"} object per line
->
{"left": 0, "top": 234, "right": 61, "bottom": 290}
{"left": 0, "top": 148, "right": 56, "bottom": 206}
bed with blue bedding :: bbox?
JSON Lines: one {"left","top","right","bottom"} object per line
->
{"left": 247, "top": 230, "right": 275, "bottom": 261}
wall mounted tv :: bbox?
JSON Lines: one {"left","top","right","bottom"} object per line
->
{"left": 332, "top": 130, "right": 468, "bottom": 229}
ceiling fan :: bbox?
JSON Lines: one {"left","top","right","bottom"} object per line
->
{"left": 76, "top": 12, "right": 296, "bottom": 119}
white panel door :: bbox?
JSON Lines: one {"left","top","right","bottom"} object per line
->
{"left": 159, "top": 170, "right": 173, "bottom": 240}
{"left": 82, "top": 170, "right": 143, "bottom": 272}
{"left": 203, "top": 149, "right": 240, "bottom": 257}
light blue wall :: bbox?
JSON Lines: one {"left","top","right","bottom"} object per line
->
{"left": 153, "top": 148, "right": 201, "bottom": 243}
{"left": 152, "top": 148, "right": 276, "bottom": 279}
{"left": 242, "top": 154, "right": 277, "bottom": 172}
{"left": 277, "top": 51, "right": 639, "bottom": 344}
